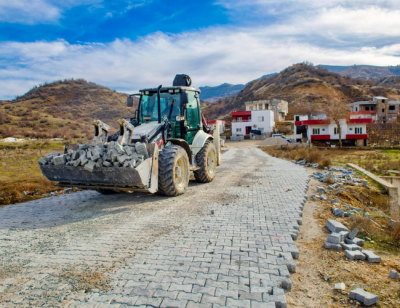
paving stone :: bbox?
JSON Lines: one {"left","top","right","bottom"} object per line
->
{"left": 326, "top": 219, "right": 349, "bottom": 233}
{"left": 341, "top": 243, "right": 361, "bottom": 251}
{"left": 348, "top": 228, "right": 359, "bottom": 240}
{"left": 389, "top": 270, "right": 399, "bottom": 279}
{"left": 349, "top": 288, "right": 379, "bottom": 306}
{"left": 345, "top": 237, "right": 365, "bottom": 246}
{"left": 344, "top": 250, "right": 366, "bottom": 261}
{"left": 362, "top": 250, "right": 381, "bottom": 263}
{"left": 324, "top": 242, "right": 342, "bottom": 250}
{"left": 327, "top": 233, "right": 343, "bottom": 244}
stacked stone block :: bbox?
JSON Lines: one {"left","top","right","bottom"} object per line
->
{"left": 38, "top": 141, "right": 149, "bottom": 172}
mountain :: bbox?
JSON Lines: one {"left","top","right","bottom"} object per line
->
{"left": 205, "top": 63, "right": 400, "bottom": 121}
{"left": 198, "top": 73, "right": 278, "bottom": 103}
{"left": 318, "top": 65, "right": 400, "bottom": 80}
{"left": 0, "top": 79, "right": 132, "bottom": 140}
{"left": 199, "top": 83, "right": 245, "bottom": 103}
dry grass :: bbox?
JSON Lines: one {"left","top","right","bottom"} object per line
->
{"left": 262, "top": 146, "right": 400, "bottom": 176}
{"left": 0, "top": 141, "right": 65, "bottom": 206}
{"left": 260, "top": 146, "right": 332, "bottom": 168}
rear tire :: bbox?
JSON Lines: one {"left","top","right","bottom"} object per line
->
{"left": 194, "top": 140, "right": 217, "bottom": 183}
{"left": 158, "top": 145, "right": 190, "bottom": 196}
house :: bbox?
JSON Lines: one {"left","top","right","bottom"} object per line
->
{"left": 294, "top": 115, "right": 372, "bottom": 146}
{"left": 231, "top": 110, "right": 275, "bottom": 136}
{"left": 245, "top": 99, "right": 288, "bottom": 122}
{"left": 207, "top": 120, "right": 226, "bottom": 133}
{"left": 348, "top": 96, "right": 400, "bottom": 123}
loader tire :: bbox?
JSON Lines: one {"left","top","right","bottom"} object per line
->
{"left": 158, "top": 145, "right": 190, "bottom": 196}
{"left": 194, "top": 140, "right": 217, "bottom": 183}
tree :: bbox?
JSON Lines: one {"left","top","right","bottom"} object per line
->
{"left": 321, "top": 97, "right": 351, "bottom": 148}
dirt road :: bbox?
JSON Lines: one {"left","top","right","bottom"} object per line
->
{"left": 0, "top": 146, "right": 308, "bottom": 307}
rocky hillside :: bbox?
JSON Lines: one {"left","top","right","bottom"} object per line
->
{"left": 205, "top": 64, "right": 400, "bottom": 121}
{"left": 0, "top": 79, "right": 133, "bottom": 140}
{"left": 375, "top": 76, "right": 400, "bottom": 89}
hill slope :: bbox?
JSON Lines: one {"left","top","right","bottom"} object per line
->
{"left": 0, "top": 79, "right": 132, "bottom": 140}
{"left": 205, "top": 64, "right": 400, "bottom": 121}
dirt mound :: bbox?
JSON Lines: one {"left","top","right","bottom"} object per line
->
{"left": 259, "top": 136, "right": 290, "bottom": 146}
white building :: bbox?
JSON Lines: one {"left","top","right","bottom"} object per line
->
{"left": 294, "top": 116, "right": 371, "bottom": 146}
{"left": 245, "top": 99, "right": 288, "bottom": 122}
{"left": 231, "top": 110, "right": 275, "bottom": 136}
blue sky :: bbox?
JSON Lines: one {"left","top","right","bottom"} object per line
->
{"left": 1, "top": 0, "right": 400, "bottom": 99}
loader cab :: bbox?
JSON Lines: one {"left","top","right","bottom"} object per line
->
{"left": 132, "top": 87, "right": 202, "bottom": 145}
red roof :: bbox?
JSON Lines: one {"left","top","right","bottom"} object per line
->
{"left": 231, "top": 111, "right": 251, "bottom": 116}
{"left": 347, "top": 118, "right": 373, "bottom": 124}
{"left": 208, "top": 120, "right": 226, "bottom": 124}
{"left": 295, "top": 120, "right": 330, "bottom": 125}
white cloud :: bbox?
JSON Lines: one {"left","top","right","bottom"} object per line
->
{"left": 0, "top": 0, "right": 60, "bottom": 24}
{"left": 1, "top": 26, "right": 400, "bottom": 99}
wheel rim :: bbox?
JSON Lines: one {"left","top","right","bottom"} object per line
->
{"left": 207, "top": 147, "right": 217, "bottom": 176}
{"left": 175, "top": 156, "right": 188, "bottom": 189}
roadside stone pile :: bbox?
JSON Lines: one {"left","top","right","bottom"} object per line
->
{"left": 312, "top": 169, "right": 366, "bottom": 186}
{"left": 38, "top": 141, "right": 149, "bottom": 172}
{"left": 324, "top": 219, "right": 381, "bottom": 263}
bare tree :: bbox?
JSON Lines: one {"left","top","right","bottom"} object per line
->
{"left": 321, "top": 97, "right": 351, "bottom": 148}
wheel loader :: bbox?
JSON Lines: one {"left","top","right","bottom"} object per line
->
{"left": 39, "top": 74, "right": 221, "bottom": 196}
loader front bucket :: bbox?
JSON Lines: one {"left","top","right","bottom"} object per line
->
{"left": 40, "top": 145, "right": 159, "bottom": 193}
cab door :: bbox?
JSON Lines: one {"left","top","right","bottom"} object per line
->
{"left": 185, "top": 91, "right": 201, "bottom": 144}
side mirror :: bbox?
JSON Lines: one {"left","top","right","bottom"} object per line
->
{"left": 127, "top": 96, "right": 134, "bottom": 107}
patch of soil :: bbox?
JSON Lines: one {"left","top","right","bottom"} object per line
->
{"left": 286, "top": 169, "right": 400, "bottom": 307}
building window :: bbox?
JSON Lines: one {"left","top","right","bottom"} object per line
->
{"left": 389, "top": 105, "right": 396, "bottom": 111}
{"left": 366, "top": 106, "right": 370, "bottom": 111}
{"left": 355, "top": 107, "right": 358, "bottom": 111}
{"left": 237, "top": 117, "right": 242, "bottom": 122}
{"left": 236, "top": 128, "right": 242, "bottom": 132}
{"left": 349, "top": 127, "right": 353, "bottom": 130}
{"left": 371, "top": 106, "right": 374, "bottom": 110}
{"left": 382, "top": 109, "right": 385, "bottom": 112}
{"left": 259, "top": 127, "right": 264, "bottom": 132}
{"left": 258, "top": 116, "right": 264, "bottom": 122}
{"left": 355, "top": 127, "right": 363, "bottom": 134}
{"left": 312, "top": 128, "right": 320, "bottom": 135}
{"left": 322, "top": 128, "right": 325, "bottom": 131}
{"left": 334, "top": 127, "right": 338, "bottom": 134}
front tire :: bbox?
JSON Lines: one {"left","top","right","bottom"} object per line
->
{"left": 194, "top": 140, "right": 217, "bottom": 183}
{"left": 158, "top": 145, "right": 190, "bottom": 196}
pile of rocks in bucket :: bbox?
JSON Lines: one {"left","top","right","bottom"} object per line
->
{"left": 38, "top": 141, "right": 149, "bottom": 172}
{"left": 324, "top": 219, "right": 381, "bottom": 263}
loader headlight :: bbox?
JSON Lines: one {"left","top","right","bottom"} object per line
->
{"left": 168, "top": 89, "right": 174, "bottom": 93}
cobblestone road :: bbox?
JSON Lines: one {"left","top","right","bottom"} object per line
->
{"left": 0, "top": 146, "right": 309, "bottom": 308}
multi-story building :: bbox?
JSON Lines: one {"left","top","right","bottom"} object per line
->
{"left": 348, "top": 96, "right": 400, "bottom": 123}
{"left": 294, "top": 115, "right": 371, "bottom": 146}
{"left": 231, "top": 110, "right": 275, "bottom": 136}
{"left": 245, "top": 99, "right": 288, "bottom": 122}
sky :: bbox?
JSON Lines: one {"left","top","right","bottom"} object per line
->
{"left": 1, "top": 0, "right": 400, "bottom": 99}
